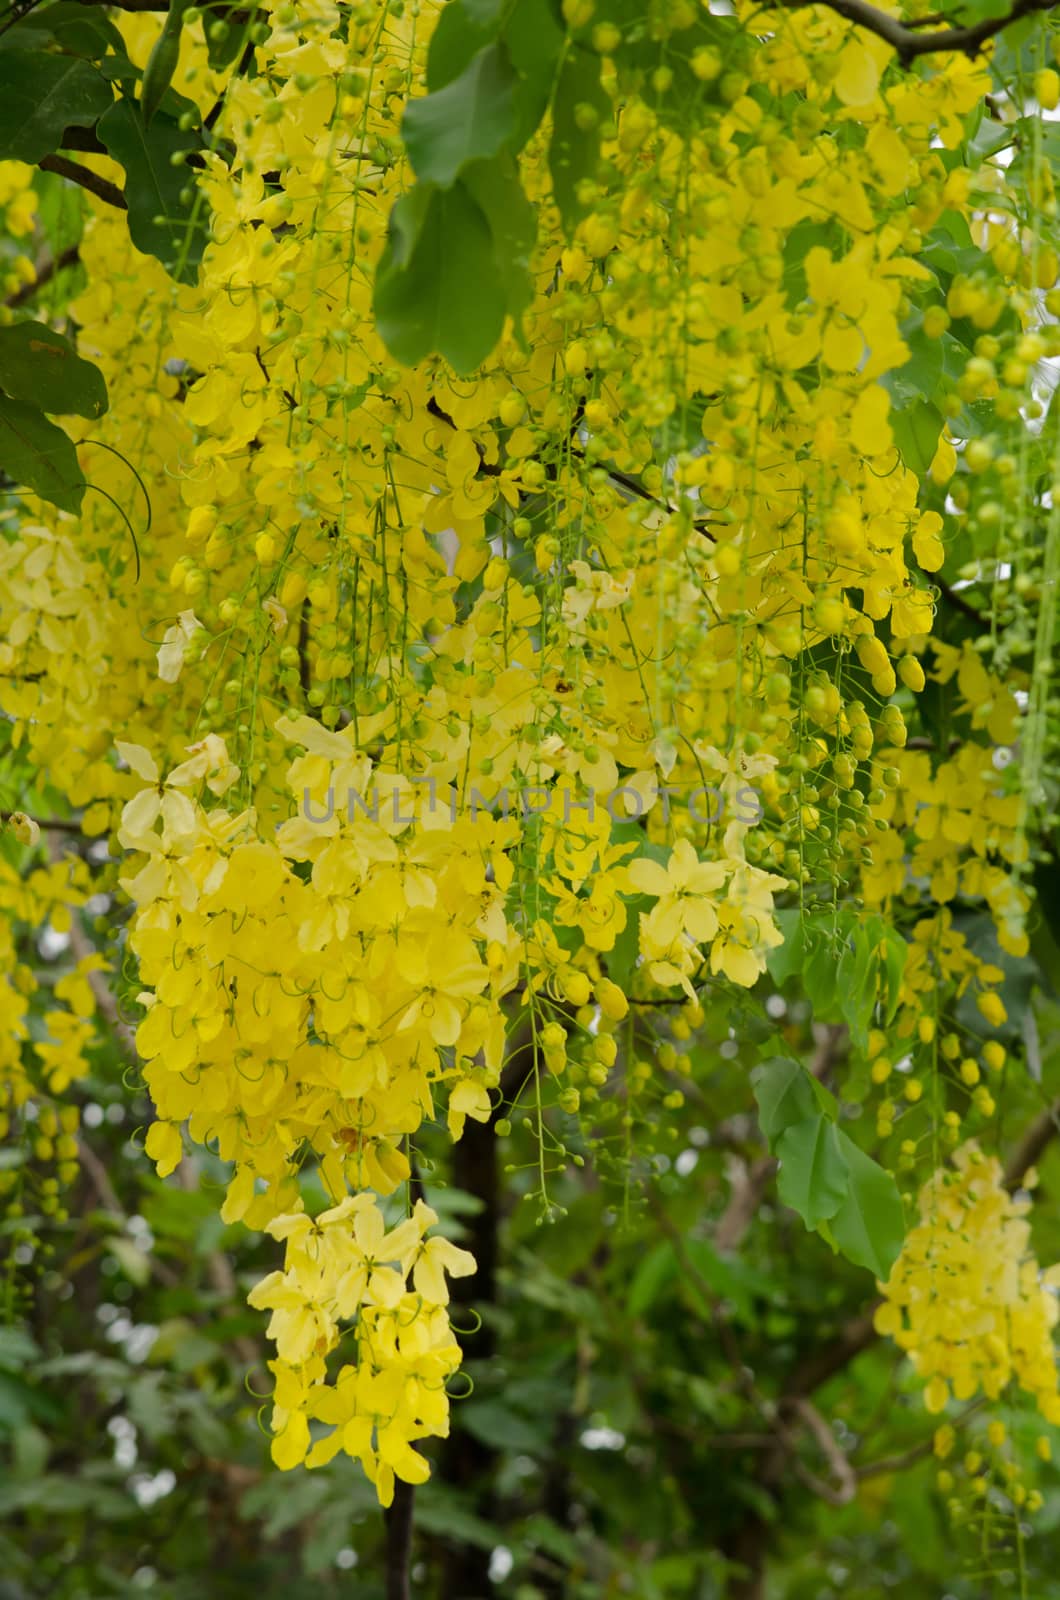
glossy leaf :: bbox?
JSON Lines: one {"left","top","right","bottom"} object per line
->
{"left": 0, "top": 323, "right": 107, "bottom": 419}
{"left": 0, "top": 395, "right": 84, "bottom": 515}
{"left": 97, "top": 99, "right": 207, "bottom": 284}
{"left": 0, "top": 51, "right": 112, "bottom": 163}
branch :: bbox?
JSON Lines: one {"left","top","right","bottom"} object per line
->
{"left": 776, "top": 0, "right": 1059, "bottom": 64}
{"left": 38, "top": 156, "right": 126, "bottom": 212}
{"left": 4, "top": 244, "right": 80, "bottom": 310}
{"left": 385, "top": 1481, "right": 415, "bottom": 1600}
{"left": 1, "top": 810, "right": 83, "bottom": 832}
{"left": 854, "top": 1398, "right": 987, "bottom": 1480}
{"left": 1004, "top": 1097, "right": 1060, "bottom": 1188}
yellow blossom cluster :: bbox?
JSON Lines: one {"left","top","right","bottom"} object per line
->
{"left": 875, "top": 1144, "right": 1060, "bottom": 1423}
{"left": 247, "top": 1192, "right": 474, "bottom": 1496}
{"left": 0, "top": 0, "right": 1054, "bottom": 1502}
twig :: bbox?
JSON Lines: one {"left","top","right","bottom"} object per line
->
{"left": 854, "top": 1398, "right": 987, "bottom": 1479}
{"left": 932, "top": 573, "right": 989, "bottom": 625}
{"left": 775, "top": 0, "right": 1059, "bottom": 65}
{"left": 1003, "top": 1097, "right": 1060, "bottom": 1189}
{"left": 5, "top": 243, "right": 80, "bottom": 310}
{"left": 38, "top": 156, "right": 127, "bottom": 212}
{"left": 1, "top": 811, "right": 83, "bottom": 832}
{"left": 385, "top": 1480, "right": 416, "bottom": 1600}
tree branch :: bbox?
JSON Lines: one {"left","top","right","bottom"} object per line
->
{"left": 775, "top": 0, "right": 1059, "bottom": 64}
{"left": 4, "top": 244, "right": 81, "bottom": 310}
{"left": 38, "top": 156, "right": 126, "bottom": 212}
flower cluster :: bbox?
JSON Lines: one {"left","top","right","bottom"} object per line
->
{"left": 876, "top": 1144, "right": 1060, "bottom": 1422}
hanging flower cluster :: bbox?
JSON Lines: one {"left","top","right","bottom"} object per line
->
{"left": 0, "top": 0, "right": 1056, "bottom": 1508}
{"left": 247, "top": 1192, "right": 474, "bottom": 1497}
{"left": 876, "top": 1144, "right": 1060, "bottom": 1422}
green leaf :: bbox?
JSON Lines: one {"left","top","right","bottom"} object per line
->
{"left": 776, "top": 1116, "right": 849, "bottom": 1229}
{"left": 627, "top": 1240, "right": 677, "bottom": 1315}
{"left": 426, "top": 0, "right": 503, "bottom": 90}
{"left": 97, "top": 99, "right": 207, "bottom": 284}
{"left": 461, "top": 155, "right": 536, "bottom": 340}
{"left": 0, "top": 51, "right": 113, "bottom": 163}
{"left": 403, "top": 42, "right": 517, "bottom": 188}
{"left": 140, "top": 0, "right": 195, "bottom": 127}
{"left": 0, "top": 395, "right": 84, "bottom": 514}
{"left": 829, "top": 1132, "right": 905, "bottom": 1280}
{"left": 373, "top": 181, "right": 507, "bottom": 373}
{"left": 752, "top": 1056, "right": 818, "bottom": 1145}
{"left": 891, "top": 397, "right": 943, "bottom": 477}
{"left": 0, "top": 322, "right": 107, "bottom": 419}
{"left": 767, "top": 907, "right": 804, "bottom": 985}
{"left": 884, "top": 321, "right": 944, "bottom": 409}
{"left": 802, "top": 923, "right": 841, "bottom": 1021}
{"left": 548, "top": 46, "right": 609, "bottom": 231}
{"left": 109, "top": 1236, "right": 151, "bottom": 1287}
{"left": 504, "top": 0, "right": 565, "bottom": 140}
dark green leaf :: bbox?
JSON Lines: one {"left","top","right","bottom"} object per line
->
{"left": 461, "top": 155, "right": 536, "bottom": 339}
{"left": 403, "top": 42, "right": 517, "bottom": 187}
{"left": 0, "top": 52, "right": 112, "bottom": 164}
{"left": 426, "top": 0, "right": 503, "bottom": 90}
{"left": 97, "top": 99, "right": 207, "bottom": 283}
{"left": 548, "top": 46, "right": 609, "bottom": 231}
{"left": 0, "top": 322, "right": 107, "bottom": 419}
{"left": 373, "top": 181, "right": 507, "bottom": 372}
{"left": 0, "top": 395, "right": 84, "bottom": 514}
{"left": 830, "top": 1131, "right": 905, "bottom": 1280}
{"left": 505, "top": 0, "right": 565, "bottom": 141}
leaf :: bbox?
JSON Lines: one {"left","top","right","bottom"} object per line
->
{"left": 373, "top": 181, "right": 507, "bottom": 372}
{"left": 426, "top": 0, "right": 504, "bottom": 90}
{"left": 97, "top": 99, "right": 207, "bottom": 284}
{"left": 504, "top": 0, "right": 565, "bottom": 141}
{"left": 0, "top": 1325, "right": 39, "bottom": 1369}
{"left": 776, "top": 1116, "right": 849, "bottom": 1229}
{"left": 0, "top": 51, "right": 113, "bottom": 163}
{"left": 403, "top": 42, "right": 518, "bottom": 187}
{"left": 28, "top": 1, "right": 127, "bottom": 56}
{"left": 752, "top": 1056, "right": 819, "bottom": 1144}
{"left": 830, "top": 1131, "right": 905, "bottom": 1280}
{"left": 461, "top": 1398, "right": 549, "bottom": 1452}
{"left": 766, "top": 906, "right": 804, "bottom": 985}
{"left": 0, "top": 395, "right": 84, "bottom": 514}
{"left": 0, "top": 322, "right": 107, "bottom": 419}
{"left": 627, "top": 1240, "right": 677, "bottom": 1315}
{"left": 802, "top": 924, "right": 841, "bottom": 1021}
{"left": 461, "top": 154, "right": 536, "bottom": 339}
{"left": 140, "top": 0, "right": 194, "bottom": 127}
{"left": 109, "top": 1235, "right": 151, "bottom": 1287}
{"left": 890, "top": 397, "right": 943, "bottom": 477}
{"left": 548, "top": 46, "right": 610, "bottom": 231}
